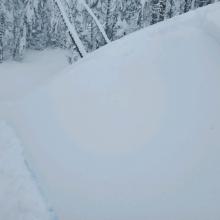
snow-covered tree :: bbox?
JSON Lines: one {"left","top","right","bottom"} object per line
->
{"left": 0, "top": 0, "right": 218, "bottom": 63}
{"left": 143, "top": 1, "right": 152, "bottom": 26}
{"left": 0, "top": 6, "right": 5, "bottom": 62}
{"left": 27, "top": 0, "right": 51, "bottom": 50}
{"left": 53, "top": 0, "right": 87, "bottom": 57}
{"left": 194, "top": 0, "right": 212, "bottom": 7}
{"left": 150, "top": 0, "right": 160, "bottom": 24}
{"left": 121, "top": 0, "right": 142, "bottom": 33}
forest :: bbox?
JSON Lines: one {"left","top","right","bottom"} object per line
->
{"left": 0, "top": 0, "right": 217, "bottom": 62}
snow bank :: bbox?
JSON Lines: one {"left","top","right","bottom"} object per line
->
{"left": 0, "top": 121, "right": 53, "bottom": 220}
{"left": 0, "top": 3, "right": 220, "bottom": 220}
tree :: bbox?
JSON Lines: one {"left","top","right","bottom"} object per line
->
{"left": 165, "top": 0, "right": 176, "bottom": 18}
{"left": 0, "top": 0, "right": 218, "bottom": 63}
{"left": 150, "top": 0, "right": 160, "bottom": 24}
{"left": 0, "top": 10, "right": 5, "bottom": 62}
{"left": 80, "top": 0, "right": 110, "bottom": 43}
{"left": 158, "top": 0, "right": 166, "bottom": 21}
{"left": 194, "top": 0, "right": 212, "bottom": 8}
{"left": 184, "top": 0, "right": 193, "bottom": 12}
{"left": 12, "top": 0, "right": 27, "bottom": 60}
{"left": 143, "top": 1, "right": 152, "bottom": 26}
{"left": 27, "top": 0, "right": 51, "bottom": 50}
{"left": 53, "top": 0, "right": 87, "bottom": 57}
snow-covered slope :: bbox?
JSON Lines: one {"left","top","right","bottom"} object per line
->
{"left": 0, "top": 49, "right": 68, "bottom": 102}
{"left": 0, "top": 121, "right": 53, "bottom": 220}
{"left": 1, "top": 3, "right": 220, "bottom": 220}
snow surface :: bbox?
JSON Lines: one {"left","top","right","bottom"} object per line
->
{"left": 0, "top": 121, "right": 53, "bottom": 220}
{"left": 1, "top": 3, "right": 220, "bottom": 220}
{"left": 0, "top": 49, "right": 68, "bottom": 102}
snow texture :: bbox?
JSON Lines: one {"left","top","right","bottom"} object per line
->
{"left": 0, "top": 121, "right": 54, "bottom": 220}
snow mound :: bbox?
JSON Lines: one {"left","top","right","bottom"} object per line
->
{"left": 1, "top": 3, "right": 220, "bottom": 220}
{"left": 0, "top": 121, "right": 54, "bottom": 220}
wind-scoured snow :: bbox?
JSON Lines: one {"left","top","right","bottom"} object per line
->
{"left": 0, "top": 3, "right": 220, "bottom": 220}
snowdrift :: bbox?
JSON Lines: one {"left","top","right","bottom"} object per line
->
{"left": 1, "top": 3, "right": 220, "bottom": 220}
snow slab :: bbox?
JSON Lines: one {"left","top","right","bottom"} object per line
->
{"left": 0, "top": 121, "right": 54, "bottom": 220}
{"left": 1, "top": 3, "right": 220, "bottom": 220}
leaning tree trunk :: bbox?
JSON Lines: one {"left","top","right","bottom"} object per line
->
{"left": 53, "top": 0, "right": 87, "bottom": 58}
{"left": 79, "top": 0, "right": 110, "bottom": 44}
{"left": 0, "top": 13, "right": 4, "bottom": 62}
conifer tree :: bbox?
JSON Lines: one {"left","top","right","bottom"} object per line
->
{"left": 0, "top": 9, "right": 5, "bottom": 62}
{"left": 150, "top": 0, "right": 160, "bottom": 24}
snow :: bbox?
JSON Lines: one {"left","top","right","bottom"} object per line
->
{"left": 0, "top": 2, "right": 220, "bottom": 220}
{"left": 0, "top": 121, "right": 53, "bottom": 220}
{"left": 203, "top": 5, "right": 220, "bottom": 42}
{"left": 0, "top": 49, "right": 68, "bottom": 102}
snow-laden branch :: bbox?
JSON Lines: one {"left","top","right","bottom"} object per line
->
{"left": 79, "top": 0, "right": 110, "bottom": 44}
{"left": 53, "top": 0, "right": 87, "bottom": 57}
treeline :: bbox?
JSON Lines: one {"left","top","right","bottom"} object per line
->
{"left": 0, "top": 0, "right": 217, "bottom": 62}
